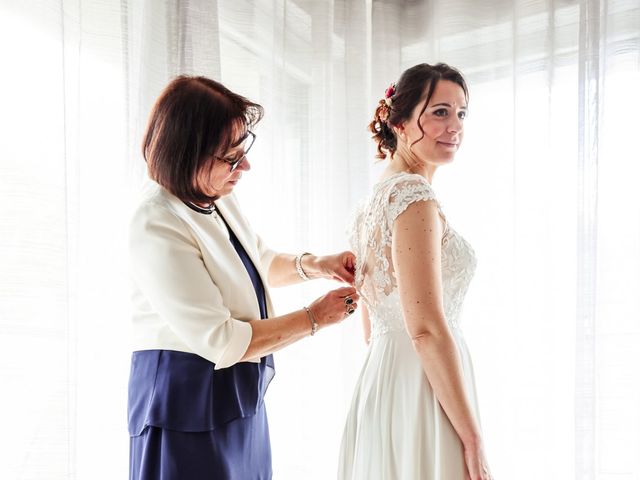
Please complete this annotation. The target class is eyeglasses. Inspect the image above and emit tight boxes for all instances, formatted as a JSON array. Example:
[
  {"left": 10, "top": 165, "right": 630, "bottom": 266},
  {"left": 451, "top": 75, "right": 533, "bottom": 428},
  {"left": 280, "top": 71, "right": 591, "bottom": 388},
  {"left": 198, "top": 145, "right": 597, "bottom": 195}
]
[{"left": 216, "top": 130, "right": 256, "bottom": 172}]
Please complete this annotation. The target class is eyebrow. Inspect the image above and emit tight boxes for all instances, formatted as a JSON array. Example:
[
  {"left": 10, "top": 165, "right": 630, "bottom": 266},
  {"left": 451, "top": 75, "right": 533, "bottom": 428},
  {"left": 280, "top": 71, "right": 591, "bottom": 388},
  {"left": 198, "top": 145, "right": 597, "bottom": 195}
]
[{"left": 430, "top": 103, "right": 468, "bottom": 109}]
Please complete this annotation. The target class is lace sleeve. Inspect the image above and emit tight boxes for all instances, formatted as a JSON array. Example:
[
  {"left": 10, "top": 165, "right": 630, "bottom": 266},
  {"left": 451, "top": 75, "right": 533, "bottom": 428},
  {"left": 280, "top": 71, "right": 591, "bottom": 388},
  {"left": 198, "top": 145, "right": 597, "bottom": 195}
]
[{"left": 386, "top": 175, "right": 438, "bottom": 226}]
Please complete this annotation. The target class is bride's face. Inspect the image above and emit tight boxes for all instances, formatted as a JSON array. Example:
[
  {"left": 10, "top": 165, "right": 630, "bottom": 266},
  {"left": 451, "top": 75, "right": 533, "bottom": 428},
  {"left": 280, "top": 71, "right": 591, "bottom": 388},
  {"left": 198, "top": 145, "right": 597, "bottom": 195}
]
[{"left": 401, "top": 80, "right": 467, "bottom": 166}]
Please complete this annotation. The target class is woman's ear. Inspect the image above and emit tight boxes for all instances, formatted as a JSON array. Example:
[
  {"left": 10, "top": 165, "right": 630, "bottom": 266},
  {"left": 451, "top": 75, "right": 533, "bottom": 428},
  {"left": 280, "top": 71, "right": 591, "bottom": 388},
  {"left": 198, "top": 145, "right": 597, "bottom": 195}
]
[{"left": 392, "top": 121, "right": 406, "bottom": 142}]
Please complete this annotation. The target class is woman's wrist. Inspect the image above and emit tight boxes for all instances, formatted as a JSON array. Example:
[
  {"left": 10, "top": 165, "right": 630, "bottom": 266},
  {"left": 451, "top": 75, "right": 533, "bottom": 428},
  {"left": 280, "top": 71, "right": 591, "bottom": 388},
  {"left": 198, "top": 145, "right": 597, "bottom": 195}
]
[
  {"left": 300, "top": 254, "right": 325, "bottom": 280},
  {"left": 295, "top": 252, "right": 312, "bottom": 280},
  {"left": 296, "top": 253, "right": 325, "bottom": 280},
  {"left": 303, "top": 306, "right": 319, "bottom": 336},
  {"left": 460, "top": 431, "right": 483, "bottom": 450}
]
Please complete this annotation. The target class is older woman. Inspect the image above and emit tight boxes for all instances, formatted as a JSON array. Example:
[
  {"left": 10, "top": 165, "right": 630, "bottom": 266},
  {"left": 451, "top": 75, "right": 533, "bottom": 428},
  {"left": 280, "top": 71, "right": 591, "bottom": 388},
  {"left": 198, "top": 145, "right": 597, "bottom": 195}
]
[{"left": 128, "top": 76, "right": 359, "bottom": 480}]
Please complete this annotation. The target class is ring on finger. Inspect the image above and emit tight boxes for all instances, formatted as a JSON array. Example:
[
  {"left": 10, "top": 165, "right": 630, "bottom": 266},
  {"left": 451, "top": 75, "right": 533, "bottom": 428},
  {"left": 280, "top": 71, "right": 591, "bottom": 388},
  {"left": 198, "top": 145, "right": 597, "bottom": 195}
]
[
  {"left": 346, "top": 305, "right": 356, "bottom": 315},
  {"left": 344, "top": 296, "right": 354, "bottom": 306}
]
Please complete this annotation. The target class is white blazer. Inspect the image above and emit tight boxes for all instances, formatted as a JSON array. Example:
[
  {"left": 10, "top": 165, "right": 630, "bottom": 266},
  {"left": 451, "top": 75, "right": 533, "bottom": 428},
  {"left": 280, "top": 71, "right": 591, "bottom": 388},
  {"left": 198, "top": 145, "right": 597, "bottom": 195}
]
[{"left": 129, "top": 181, "right": 276, "bottom": 369}]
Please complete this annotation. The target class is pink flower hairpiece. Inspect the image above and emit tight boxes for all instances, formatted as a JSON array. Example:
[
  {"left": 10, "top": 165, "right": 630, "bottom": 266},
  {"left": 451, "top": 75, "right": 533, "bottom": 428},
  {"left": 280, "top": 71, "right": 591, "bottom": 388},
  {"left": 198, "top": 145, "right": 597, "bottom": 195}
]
[
  {"left": 378, "top": 82, "right": 396, "bottom": 123},
  {"left": 384, "top": 83, "right": 396, "bottom": 106}
]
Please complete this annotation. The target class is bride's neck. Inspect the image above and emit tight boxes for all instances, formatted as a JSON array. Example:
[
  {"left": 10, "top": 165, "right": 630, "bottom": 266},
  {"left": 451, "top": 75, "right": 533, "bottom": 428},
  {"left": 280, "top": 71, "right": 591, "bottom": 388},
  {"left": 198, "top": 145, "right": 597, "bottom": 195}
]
[{"left": 386, "top": 152, "right": 436, "bottom": 184}]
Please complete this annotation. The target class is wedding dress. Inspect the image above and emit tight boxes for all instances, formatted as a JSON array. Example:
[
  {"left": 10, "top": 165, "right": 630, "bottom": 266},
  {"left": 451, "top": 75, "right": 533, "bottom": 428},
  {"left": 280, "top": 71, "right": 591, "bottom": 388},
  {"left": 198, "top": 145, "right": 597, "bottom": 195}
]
[{"left": 338, "top": 172, "right": 481, "bottom": 479}]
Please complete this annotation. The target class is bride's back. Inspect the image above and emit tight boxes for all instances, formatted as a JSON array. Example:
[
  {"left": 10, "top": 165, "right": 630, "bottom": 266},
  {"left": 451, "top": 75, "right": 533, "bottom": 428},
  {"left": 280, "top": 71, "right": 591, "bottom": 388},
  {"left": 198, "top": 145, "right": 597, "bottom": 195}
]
[{"left": 348, "top": 171, "right": 477, "bottom": 340}]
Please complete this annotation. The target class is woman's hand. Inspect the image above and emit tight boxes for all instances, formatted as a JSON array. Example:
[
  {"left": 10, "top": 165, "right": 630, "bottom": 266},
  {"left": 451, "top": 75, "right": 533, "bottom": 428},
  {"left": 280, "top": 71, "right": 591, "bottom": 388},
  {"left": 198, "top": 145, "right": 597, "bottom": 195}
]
[
  {"left": 242, "top": 286, "right": 360, "bottom": 360},
  {"left": 308, "top": 286, "right": 359, "bottom": 330},
  {"left": 304, "top": 251, "right": 356, "bottom": 285},
  {"left": 463, "top": 440, "right": 492, "bottom": 480}
]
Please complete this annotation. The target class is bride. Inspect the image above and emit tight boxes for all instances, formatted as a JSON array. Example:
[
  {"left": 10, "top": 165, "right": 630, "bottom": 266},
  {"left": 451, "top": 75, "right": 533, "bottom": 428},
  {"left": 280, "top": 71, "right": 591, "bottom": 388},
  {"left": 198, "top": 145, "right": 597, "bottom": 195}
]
[{"left": 338, "top": 63, "right": 492, "bottom": 480}]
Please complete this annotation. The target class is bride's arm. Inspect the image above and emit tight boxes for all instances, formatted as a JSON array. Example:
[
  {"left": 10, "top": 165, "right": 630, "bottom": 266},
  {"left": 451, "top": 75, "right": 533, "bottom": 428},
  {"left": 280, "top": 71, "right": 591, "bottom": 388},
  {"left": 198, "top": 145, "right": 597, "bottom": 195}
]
[{"left": 392, "top": 199, "right": 482, "bottom": 448}]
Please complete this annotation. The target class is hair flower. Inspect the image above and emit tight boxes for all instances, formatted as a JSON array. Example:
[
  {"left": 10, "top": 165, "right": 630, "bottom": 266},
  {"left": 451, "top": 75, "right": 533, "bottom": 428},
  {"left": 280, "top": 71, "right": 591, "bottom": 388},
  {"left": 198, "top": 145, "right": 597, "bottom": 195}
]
[{"left": 384, "top": 83, "right": 396, "bottom": 106}]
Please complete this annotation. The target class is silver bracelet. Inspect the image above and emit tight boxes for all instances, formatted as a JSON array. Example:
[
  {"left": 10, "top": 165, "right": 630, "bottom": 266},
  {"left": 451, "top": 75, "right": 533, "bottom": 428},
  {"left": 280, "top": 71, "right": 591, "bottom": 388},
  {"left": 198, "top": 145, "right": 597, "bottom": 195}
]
[
  {"left": 295, "top": 252, "right": 311, "bottom": 281},
  {"left": 303, "top": 306, "right": 318, "bottom": 336}
]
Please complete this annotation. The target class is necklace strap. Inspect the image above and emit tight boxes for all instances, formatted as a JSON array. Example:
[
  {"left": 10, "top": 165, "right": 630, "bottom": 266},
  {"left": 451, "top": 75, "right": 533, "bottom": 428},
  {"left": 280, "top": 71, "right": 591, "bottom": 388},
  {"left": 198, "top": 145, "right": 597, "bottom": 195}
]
[{"left": 184, "top": 201, "right": 216, "bottom": 215}]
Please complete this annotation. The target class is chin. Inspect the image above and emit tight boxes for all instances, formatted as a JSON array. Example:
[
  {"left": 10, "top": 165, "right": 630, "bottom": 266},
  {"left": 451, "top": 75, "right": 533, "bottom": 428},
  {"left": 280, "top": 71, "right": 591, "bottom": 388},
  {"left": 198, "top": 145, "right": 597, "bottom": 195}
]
[
  {"left": 436, "top": 154, "right": 456, "bottom": 165},
  {"left": 219, "top": 184, "right": 236, "bottom": 196}
]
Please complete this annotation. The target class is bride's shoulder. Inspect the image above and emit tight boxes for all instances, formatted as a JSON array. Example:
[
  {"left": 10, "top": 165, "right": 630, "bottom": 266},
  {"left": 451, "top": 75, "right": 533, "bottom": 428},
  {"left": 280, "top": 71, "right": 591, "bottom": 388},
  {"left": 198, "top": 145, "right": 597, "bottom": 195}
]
[
  {"left": 370, "top": 171, "right": 435, "bottom": 203},
  {"left": 382, "top": 172, "right": 437, "bottom": 217},
  {"left": 384, "top": 172, "right": 434, "bottom": 194}
]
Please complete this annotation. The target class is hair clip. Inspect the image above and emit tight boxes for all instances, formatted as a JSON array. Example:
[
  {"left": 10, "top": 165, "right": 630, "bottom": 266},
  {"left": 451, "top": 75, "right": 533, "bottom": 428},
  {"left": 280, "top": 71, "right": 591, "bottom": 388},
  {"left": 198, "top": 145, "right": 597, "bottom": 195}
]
[{"left": 384, "top": 83, "right": 396, "bottom": 106}]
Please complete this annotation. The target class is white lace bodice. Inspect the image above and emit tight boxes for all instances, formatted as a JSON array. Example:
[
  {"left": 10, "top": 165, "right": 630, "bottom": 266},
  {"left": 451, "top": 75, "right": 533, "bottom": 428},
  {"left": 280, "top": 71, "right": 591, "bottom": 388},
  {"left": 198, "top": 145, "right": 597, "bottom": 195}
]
[{"left": 348, "top": 172, "right": 477, "bottom": 340}]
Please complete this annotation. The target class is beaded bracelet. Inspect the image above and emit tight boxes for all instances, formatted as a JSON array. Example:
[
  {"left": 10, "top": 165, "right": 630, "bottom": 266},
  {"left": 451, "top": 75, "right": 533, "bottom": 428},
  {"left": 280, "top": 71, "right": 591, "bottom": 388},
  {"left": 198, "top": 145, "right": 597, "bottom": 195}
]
[{"left": 295, "top": 252, "right": 311, "bottom": 281}]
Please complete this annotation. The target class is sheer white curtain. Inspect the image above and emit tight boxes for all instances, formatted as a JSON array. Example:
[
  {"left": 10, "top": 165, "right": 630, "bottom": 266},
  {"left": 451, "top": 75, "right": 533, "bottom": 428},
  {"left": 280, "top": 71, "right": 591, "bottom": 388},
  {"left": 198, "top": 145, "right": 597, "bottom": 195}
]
[{"left": 1, "top": 1, "right": 638, "bottom": 479}]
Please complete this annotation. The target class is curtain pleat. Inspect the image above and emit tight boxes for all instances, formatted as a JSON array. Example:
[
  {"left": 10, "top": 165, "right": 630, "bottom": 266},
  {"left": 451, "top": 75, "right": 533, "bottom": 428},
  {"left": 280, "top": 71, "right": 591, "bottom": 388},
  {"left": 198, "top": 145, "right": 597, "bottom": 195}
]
[{"left": 576, "top": 1, "right": 604, "bottom": 478}]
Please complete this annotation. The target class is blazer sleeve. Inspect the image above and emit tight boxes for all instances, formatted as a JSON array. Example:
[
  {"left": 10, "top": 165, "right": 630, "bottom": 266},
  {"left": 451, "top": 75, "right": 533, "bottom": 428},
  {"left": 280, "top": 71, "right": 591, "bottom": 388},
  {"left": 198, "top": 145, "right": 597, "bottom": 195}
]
[
  {"left": 256, "top": 234, "right": 277, "bottom": 276},
  {"left": 129, "top": 202, "right": 252, "bottom": 369}
]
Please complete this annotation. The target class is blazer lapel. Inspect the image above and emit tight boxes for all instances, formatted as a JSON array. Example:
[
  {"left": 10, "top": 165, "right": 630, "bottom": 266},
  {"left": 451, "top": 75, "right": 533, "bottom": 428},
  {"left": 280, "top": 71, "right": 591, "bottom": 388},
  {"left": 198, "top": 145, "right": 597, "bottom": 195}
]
[
  {"left": 158, "top": 184, "right": 268, "bottom": 322},
  {"left": 214, "top": 196, "right": 273, "bottom": 314}
]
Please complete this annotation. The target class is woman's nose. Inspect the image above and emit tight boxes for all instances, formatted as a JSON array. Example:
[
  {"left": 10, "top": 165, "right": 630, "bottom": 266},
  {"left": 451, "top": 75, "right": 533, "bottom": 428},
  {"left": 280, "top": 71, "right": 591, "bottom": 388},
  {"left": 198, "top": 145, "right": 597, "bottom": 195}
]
[
  {"left": 447, "top": 116, "right": 463, "bottom": 134},
  {"left": 238, "top": 156, "right": 251, "bottom": 171}
]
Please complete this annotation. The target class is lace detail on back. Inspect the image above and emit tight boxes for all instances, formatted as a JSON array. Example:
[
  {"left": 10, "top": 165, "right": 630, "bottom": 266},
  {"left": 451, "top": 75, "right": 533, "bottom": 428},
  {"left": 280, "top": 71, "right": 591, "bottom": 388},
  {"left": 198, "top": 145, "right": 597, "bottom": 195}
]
[{"left": 347, "top": 172, "right": 477, "bottom": 339}]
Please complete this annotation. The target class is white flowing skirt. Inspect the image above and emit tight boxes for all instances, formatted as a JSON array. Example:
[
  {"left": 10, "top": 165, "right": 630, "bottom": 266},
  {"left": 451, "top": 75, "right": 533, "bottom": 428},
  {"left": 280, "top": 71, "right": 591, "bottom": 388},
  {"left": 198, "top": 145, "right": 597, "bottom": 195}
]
[{"left": 338, "top": 328, "right": 480, "bottom": 480}]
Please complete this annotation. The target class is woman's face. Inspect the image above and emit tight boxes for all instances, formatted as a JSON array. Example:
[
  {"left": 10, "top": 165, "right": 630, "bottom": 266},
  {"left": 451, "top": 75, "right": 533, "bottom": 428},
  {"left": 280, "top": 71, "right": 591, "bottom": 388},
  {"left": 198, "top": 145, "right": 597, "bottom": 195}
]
[
  {"left": 400, "top": 79, "right": 467, "bottom": 167},
  {"left": 195, "top": 129, "right": 252, "bottom": 198}
]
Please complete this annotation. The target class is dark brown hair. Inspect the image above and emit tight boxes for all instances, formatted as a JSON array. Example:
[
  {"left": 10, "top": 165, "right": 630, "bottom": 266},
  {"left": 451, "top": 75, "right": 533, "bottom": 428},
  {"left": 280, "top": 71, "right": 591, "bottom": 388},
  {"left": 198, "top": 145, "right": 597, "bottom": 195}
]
[
  {"left": 369, "top": 63, "right": 468, "bottom": 160},
  {"left": 142, "top": 76, "right": 264, "bottom": 203}
]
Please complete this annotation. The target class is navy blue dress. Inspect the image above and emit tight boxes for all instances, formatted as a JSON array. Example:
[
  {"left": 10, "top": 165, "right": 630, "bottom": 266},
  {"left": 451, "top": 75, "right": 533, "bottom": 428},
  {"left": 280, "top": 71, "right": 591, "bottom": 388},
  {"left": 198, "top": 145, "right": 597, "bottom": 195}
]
[{"left": 128, "top": 206, "right": 275, "bottom": 480}]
